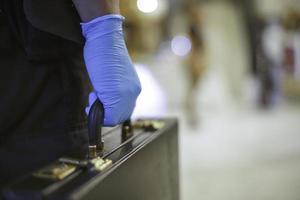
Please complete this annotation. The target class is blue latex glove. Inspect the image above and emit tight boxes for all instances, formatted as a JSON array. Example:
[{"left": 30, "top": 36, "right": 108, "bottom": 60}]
[{"left": 81, "top": 14, "right": 141, "bottom": 126}]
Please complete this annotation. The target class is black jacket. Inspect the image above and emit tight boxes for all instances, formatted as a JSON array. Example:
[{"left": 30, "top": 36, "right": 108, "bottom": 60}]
[
  {"left": 0, "top": 0, "right": 90, "bottom": 184},
  {"left": 23, "top": 0, "right": 83, "bottom": 43}
]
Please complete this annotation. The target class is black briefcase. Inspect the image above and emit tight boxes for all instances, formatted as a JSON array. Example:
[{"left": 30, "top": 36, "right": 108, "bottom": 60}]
[{"left": 1, "top": 100, "right": 179, "bottom": 200}]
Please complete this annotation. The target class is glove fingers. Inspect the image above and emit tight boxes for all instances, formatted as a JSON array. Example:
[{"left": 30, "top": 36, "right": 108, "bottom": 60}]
[
  {"left": 103, "top": 100, "right": 136, "bottom": 126},
  {"left": 85, "top": 91, "right": 137, "bottom": 126}
]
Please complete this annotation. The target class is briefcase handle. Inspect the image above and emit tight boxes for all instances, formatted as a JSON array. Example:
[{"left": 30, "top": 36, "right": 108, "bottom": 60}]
[
  {"left": 87, "top": 99, "right": 133, "bottom": 159},
  {"left": 88, "top": 99, "right": 104, "bottom": 158}
]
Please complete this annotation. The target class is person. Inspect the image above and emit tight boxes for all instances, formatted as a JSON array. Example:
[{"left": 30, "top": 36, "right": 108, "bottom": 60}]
[
  {"left": 184, "top": 4, "right": 205, "bottom": 126},
  {"left": 0, "top": 0, "right": 141, "bottom": 185}
]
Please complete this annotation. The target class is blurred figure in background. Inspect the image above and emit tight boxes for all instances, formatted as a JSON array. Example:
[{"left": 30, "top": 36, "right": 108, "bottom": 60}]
[
  {"left": 282, "top": 10, "right": 300, "bottom": 100},
  {"left": 257, "top": 17, "right": 278, "bottom": 107},
  {"left": 262, "top": 16, "right": 285, "bottom": 106},
  {"left": 184, "top": 3, "right": 206, "bottom": 126},
  {"left": 256, "top": 9, "right": 300, "bottom": 106}
]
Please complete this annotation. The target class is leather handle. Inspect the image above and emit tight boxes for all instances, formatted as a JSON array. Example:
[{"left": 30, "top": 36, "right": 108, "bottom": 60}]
[{"left": 88, "top": 99, "right": 104, "bottom": 157}]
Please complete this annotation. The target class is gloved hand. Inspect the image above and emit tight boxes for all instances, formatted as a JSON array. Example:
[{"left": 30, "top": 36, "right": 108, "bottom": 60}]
[{"left": 81, "top": 14, "right": 141, "bottom": 126}]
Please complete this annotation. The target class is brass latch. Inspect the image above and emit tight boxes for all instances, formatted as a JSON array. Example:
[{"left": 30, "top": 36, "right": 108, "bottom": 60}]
[
  {"left": 33, "top": 162, "right": 77, "bottom": 181},
  {"left": 133, "top": 120, "right": 165, "bottom": 131},
  {"left": 33, "top": 157, "right": 113, "bottom": 181},
  {"left": 90, "top": 157, "right": 113, "bottom": 171}
]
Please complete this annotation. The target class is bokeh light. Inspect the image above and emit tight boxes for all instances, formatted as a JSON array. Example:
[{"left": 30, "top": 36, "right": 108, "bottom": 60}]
[
  {"left": 137, "top": 0, "right": 158, "bottom": 14},
  {"left": 171, "top": 35, "right": 192, "bottom": 57}
]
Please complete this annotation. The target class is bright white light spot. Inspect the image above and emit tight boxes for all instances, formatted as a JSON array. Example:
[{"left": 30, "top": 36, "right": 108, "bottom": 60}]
[
  {"left": 171, "top": 35, "right": 192, "bottom": 57},
  {"left": 137, "top": 0, "right": 158, "bottom": 13}
]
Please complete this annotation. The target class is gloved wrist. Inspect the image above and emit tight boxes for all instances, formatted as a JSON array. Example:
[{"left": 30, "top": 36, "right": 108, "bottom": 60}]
[
  {"left": 81, "top": 14, "right": 141, "bottom": 126},
  {"left": 81, "top": 14, "right": 125, "bottom": 40}
]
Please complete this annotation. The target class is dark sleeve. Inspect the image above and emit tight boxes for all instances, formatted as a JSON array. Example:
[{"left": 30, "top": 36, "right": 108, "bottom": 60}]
[{"left": 23, "top": 0, "right": 84, "bottom": 44}]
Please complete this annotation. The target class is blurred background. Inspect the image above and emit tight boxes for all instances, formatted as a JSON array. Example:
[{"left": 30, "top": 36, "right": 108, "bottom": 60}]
[{"left": 121, "top": 0, "right": 300, "bottom": 199}]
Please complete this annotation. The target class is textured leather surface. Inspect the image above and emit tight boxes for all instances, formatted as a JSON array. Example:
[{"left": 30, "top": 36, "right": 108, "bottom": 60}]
[{"left": 23, "top": 0, "right": 84, "bottom": 43}]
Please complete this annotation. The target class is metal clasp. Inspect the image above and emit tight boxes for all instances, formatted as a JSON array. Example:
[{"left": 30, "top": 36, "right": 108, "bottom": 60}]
[{"left": 90, "top": 157, "right": 113, "bottom": 171}]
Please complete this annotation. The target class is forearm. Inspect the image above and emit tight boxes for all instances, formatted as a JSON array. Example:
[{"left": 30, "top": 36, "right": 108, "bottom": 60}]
[{"left": 72, "top": 0, "right": 120, "bottom": 22}]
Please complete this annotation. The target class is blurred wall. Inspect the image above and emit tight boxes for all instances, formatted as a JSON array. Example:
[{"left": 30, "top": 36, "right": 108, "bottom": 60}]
[{"left": 255, "top": 0, "right": 300, "bottom": 17}]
